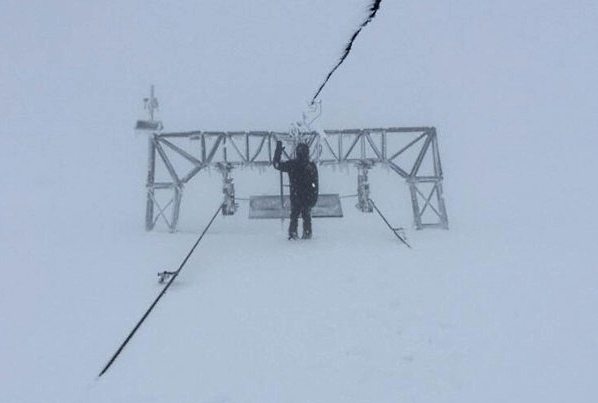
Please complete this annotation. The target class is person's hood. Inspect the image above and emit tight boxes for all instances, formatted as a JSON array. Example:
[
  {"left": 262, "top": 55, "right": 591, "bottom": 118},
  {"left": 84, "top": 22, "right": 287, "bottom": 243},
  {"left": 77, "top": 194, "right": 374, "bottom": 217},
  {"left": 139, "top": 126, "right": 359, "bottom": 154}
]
[{"left": 296, "top": 143, "right": 309, "bottom": 161}]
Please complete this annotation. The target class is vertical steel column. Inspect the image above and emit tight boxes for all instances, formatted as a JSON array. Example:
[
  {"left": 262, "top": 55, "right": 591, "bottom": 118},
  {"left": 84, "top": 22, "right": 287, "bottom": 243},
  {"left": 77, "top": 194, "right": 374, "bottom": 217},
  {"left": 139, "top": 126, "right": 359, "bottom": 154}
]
[
  {"left": 381, "top": 130, "right": 387, "bottom": 160},
  {"left": 279, "top": 171, "right": 284, "bottom": 209},
  {"left": 434, "top": 181, "right": 449, "bottom": 229},
  {"left": 408, "top": 180, "right": 423, "bottom": 229},
  {"left": 356, "top": 161, "right": 374, "bottom": 212},
  {"left": 360, "top": 132, "right": 366, "bottom": 159},
  {"left": 431, "top": 128, "right": 443, "bottom": 177},
  {"left": 170, "top": 185, "right": 182, "bottom": 232},
  {"left": 431, "top": 129, "right": 449, "bottom": 229},
  {"left": 145, "top": 135, "right": 157, "bottom": 231},
  {"left": 219, "top": 163, "right": 237, "bottom": 216}
]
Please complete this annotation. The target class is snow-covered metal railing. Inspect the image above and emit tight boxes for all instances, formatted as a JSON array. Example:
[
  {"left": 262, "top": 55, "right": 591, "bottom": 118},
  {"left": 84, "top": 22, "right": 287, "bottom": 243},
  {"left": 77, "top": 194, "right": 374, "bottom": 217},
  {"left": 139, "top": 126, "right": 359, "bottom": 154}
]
[{"left": 142, "top": 127, "right": 448, "bottom": 232}]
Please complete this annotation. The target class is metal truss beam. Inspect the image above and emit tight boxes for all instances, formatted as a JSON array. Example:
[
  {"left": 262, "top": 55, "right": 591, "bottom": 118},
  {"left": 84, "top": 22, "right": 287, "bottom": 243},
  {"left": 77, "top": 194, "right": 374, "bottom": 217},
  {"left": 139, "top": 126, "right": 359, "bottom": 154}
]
[{"left": 145, "top": 127, "right": 448, "bottom": 231}]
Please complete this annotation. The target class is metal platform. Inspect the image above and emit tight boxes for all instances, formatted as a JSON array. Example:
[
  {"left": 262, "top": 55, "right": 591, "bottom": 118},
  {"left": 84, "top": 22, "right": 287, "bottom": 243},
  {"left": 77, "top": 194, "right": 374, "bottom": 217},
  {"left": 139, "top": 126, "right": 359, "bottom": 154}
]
[{"left": 249, "top": 194, "right": 344, "bottom": 219}]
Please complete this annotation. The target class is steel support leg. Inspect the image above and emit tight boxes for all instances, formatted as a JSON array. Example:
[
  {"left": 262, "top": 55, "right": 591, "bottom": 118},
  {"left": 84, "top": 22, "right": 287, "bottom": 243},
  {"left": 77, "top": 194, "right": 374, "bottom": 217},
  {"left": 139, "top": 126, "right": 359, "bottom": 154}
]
[
  {"left": 170, "top": 186, "right": 183, "bottom": 232},
  {"left": 409, "top": 181, "right": 422, "bottom": 229},
  {"left": 356, "top": 161, "right": 374, "bottom": 212},
  {"left": 145, "top": 136, "right": 157, "bottom": 231},
  {"left": 434, "top": 180, "right": 449, "bottom": 229},
  {"left": 218, "top": 163, "right": 237, "bottom": 215},
  {"left": 408, "top": 179, "right": 448, "bottom": 229}
]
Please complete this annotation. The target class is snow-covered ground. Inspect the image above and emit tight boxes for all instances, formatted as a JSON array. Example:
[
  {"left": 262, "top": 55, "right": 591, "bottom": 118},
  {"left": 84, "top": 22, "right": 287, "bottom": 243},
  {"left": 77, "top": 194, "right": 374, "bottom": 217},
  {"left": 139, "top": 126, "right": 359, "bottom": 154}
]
[{"left": 2, "top": 1, "right": 598, "bottom": 402}]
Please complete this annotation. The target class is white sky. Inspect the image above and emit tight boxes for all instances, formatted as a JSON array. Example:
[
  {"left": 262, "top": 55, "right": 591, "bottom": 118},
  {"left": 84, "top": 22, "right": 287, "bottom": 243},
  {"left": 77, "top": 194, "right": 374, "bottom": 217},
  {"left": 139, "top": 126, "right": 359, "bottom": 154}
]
[{"left": 2, "top": 0, "right": 597, "bottom": 132}]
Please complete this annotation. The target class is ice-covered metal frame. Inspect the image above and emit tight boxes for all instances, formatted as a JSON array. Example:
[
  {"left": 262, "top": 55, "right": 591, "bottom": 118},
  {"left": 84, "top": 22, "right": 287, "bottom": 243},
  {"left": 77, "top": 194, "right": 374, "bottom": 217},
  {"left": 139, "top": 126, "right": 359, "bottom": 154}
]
[{"left": 144, "top": 127, "right": 448, "bottom": 231}]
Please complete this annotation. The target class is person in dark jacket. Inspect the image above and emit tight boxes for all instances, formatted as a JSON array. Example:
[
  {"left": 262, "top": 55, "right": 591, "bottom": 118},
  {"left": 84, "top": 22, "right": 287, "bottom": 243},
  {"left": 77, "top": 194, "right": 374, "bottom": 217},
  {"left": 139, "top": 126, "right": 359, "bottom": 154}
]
[{"left": 273, "top": 140, "right": 318, "bottom": 239}]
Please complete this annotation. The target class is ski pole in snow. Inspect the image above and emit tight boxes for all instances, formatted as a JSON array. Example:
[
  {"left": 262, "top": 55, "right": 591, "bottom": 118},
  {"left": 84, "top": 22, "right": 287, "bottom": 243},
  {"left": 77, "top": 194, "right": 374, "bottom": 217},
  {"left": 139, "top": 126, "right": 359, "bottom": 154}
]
[
  {"left": 369, "top": 199, "right": 412, "bottom": 249},
  {"left": 98, "top": 204, "right": 223, "bottom": 378}
]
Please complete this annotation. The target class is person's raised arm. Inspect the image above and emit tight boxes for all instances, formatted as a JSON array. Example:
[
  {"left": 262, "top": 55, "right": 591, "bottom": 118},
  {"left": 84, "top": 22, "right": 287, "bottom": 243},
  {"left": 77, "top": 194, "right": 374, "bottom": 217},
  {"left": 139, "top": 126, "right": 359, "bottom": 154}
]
[{"left": 273, "top": 140, "right": 289, "bottom": 171}]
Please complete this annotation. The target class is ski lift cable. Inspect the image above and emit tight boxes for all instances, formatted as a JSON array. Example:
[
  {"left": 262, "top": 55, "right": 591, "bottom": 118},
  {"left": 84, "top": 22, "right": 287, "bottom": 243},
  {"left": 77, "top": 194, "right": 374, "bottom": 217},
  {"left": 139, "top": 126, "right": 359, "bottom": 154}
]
[
  {"left": 369, "top": 198, "right": 412, "bottom": 248},
  {"left": 310, "top": 0, "right": 383, "bottom": 104},
  {"left": 98, "top": 204, "right": 223, "bottom": 378}
]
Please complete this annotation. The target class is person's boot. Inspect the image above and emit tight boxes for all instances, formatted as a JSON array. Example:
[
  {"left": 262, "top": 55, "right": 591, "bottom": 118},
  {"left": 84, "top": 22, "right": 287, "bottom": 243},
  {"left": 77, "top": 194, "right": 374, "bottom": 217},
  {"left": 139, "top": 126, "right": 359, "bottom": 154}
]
[
  {"left": 302, "top": 219, "right": 312, "bottom": 240},
  {"left": 288, "top": 218, "right": 298, "bottom": 240}
]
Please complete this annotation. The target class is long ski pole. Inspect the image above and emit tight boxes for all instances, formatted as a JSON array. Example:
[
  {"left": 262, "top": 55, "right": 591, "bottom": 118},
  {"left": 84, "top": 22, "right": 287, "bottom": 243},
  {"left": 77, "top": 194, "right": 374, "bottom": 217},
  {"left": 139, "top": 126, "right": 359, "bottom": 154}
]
[
  {"left": 369, "top": 199, "right": 412, "bottom": 249},
  {"left": 98, "top": 204, "right": 223, "bottom": 378}
]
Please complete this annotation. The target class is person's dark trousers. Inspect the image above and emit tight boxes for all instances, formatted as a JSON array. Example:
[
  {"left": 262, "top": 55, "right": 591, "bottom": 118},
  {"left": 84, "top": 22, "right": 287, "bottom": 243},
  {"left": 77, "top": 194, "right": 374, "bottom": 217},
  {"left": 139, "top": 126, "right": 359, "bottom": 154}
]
[{"left": 289, "top": 203, "right": 312, "bottom": 238}]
